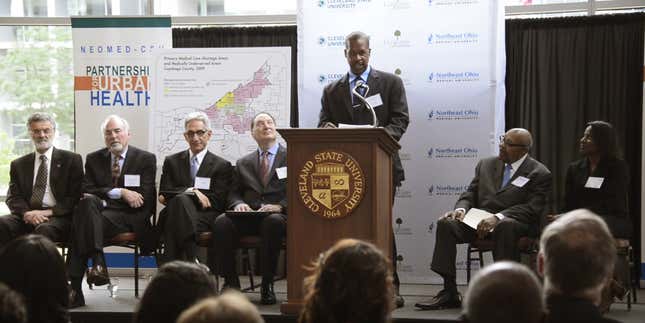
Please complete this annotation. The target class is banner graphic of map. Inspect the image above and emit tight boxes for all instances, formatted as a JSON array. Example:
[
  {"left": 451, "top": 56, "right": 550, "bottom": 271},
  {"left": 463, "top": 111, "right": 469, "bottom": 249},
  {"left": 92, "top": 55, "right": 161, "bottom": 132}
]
[{"left": 154, "top": 47, "right": 291, "bottom": 163}]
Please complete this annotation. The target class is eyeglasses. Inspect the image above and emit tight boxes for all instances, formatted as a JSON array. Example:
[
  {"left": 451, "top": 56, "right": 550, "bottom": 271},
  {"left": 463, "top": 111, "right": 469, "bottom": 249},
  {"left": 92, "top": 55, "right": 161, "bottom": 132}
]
[
  {"left": 185, "top": 130, "right": 208, "bottom": 138},
  {"left": 499, "top": 135, "right": 529, "bottom": 148},
  {"left": 30, "top": 128, "right": 53, "bottom": 135}
]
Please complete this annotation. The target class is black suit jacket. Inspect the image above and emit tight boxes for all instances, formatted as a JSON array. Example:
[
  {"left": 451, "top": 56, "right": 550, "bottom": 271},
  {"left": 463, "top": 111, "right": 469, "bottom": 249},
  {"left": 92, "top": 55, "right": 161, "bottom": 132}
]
[
  {"left": 159, "top": 149, "right": 233, "bottom": 213},
  {"left": 563, "top": 157, "right": 631, "bottom": 238},
  {"left": 6, "top": 147, "right": 83, "bottom": 217},
  {"left": 228, "top": 144, "right": 288, "bottom": 212},
  {"left": 82, "top": 145, "right": 156, "bottom": 230},
  {"left": 455, "top": 156, "right": 552, "bottom": 227},
  {"left": 545, "top": 294, "right": 621, "bottom": 323},
  {"left": 318, "top": 68, "right": 409, "bottom": 186}
]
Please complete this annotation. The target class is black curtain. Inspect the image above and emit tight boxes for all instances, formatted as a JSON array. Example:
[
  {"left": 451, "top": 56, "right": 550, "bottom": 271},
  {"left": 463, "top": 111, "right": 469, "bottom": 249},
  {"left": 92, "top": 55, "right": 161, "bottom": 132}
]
[
  {"left": 506, "top": 13, "right": 644, "bottom": 269},
  {"left": 172, "top": 26, "right": 299, "bottom": 127}
]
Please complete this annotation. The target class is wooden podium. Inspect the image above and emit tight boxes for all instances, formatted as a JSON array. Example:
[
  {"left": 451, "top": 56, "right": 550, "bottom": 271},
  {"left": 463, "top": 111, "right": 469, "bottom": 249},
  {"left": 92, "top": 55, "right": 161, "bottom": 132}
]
[{"left": 277, "top": 128, "right": 400, "bottom": 315}]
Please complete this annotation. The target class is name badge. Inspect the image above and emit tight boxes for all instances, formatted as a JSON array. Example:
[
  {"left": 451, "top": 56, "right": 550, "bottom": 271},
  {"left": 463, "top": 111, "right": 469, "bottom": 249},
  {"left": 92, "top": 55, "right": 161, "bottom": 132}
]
[
  {"left": 366, "top": 94, "right": 383, "bottom": 109},
  {"left": 124, "top": 174, "right": 140, "bottom": 187},
  {"left": 511, "top": 176, "right": 530, "bottom": 188},
  {"left": 584, "top": 177, "right": 604, "bottom": 189},
  {"left": 195, "top": 177, "right": 211, "bottom": 190},
  {"left": 276, "top": 167, "right": 287, "bottom": 179}
]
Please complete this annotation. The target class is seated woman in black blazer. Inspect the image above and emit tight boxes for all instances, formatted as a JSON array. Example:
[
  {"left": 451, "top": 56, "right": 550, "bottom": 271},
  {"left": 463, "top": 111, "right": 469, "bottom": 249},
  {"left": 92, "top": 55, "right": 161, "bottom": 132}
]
[{"left": 562, "top": 120, "right": 631, "bottom": 239}]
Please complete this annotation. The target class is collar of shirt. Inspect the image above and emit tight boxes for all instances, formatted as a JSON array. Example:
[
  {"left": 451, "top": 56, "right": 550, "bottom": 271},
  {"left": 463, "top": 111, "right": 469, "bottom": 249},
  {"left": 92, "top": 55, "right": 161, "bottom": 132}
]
[
  {"left": 189, "top": 148, "right": 208, "bottom": 167},
  {"left": 348, "top": 65, "right": 372, "bottom": 85},
  {"left": 36, "top": 146, "right": 54, "bottom": 162},
  {"left": 508, "top": 153, "right": 528, "bottom": 177},
  {"left": 258, "top": 142, "right": 279, "bottom": 156}
]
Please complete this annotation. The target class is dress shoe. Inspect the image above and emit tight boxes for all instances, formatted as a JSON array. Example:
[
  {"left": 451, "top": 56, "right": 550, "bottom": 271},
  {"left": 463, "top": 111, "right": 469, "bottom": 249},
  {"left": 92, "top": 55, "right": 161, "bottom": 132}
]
[
  {"left": 414, "top": 289, "right": 461, "bottom": 310},
  {"left": 87, "top": 264, "right": 110, "bottom": 286},
  {"left": 610, "top": 279, "right": 628, "bottom": 300},
  {"left": 260, "top": 283, "right": 277, "bottom": 305},
  {"left": 69, "top": 288, "right": 85, "bottom": 308},
  {"left": 220, "top": 276, "right": 241, "bottom": 293},
  {"left": 395, "top": 294, "right": 405, "bottom": 308}
]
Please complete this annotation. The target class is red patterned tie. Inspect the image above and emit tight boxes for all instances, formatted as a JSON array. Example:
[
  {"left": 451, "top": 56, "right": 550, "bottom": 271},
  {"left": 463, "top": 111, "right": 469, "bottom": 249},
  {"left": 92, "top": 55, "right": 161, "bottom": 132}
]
[
  {"left": 259, "top": 151, "right": 270, "bottom": 186},
  {"left": 112, "top": 155, "right": 121, "bottom": 187}
]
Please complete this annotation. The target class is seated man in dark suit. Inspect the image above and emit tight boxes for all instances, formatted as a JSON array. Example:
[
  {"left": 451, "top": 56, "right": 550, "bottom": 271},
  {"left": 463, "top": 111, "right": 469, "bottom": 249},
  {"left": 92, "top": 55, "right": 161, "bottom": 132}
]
[
  {"left": 540, "top": 209, "right": 620, "bottom": 323},
  {"left": 158, "top": 112, "right": 232, "bottom": 269},
  {"left": 0, "top": 113, "right": 83, "bottom": 247},
  {"left": 213, "top": 112, "right": 287, "bottom": 305},
  {"left": 68, "top": 115, "right": 156, "bottom": 308},
  {"left": 415, "top": 128, "right": 552, "bottom": 310}
]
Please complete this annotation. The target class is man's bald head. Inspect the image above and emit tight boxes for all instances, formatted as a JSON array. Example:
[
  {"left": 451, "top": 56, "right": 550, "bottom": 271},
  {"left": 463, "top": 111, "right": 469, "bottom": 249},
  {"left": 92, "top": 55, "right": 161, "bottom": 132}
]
[
  {"left": 499, "top": 128, "right": 533, "bottom": 163},
  {"left": 463, "top": 261, "right": 544, "bottom": 323}
]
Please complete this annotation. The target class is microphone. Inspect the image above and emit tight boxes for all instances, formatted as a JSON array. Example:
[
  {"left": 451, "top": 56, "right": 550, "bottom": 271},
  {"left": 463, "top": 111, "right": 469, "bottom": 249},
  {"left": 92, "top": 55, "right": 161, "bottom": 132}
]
[{"left": 351, "top": 80, "right": 378, "bottom": 127}]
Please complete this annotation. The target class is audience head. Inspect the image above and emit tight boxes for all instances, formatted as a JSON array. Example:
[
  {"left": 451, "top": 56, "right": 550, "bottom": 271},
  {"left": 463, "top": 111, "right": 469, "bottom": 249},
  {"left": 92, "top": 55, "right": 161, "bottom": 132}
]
[
  {"left": 462, "top": 261, "right": 544, "bottom": 323},
  {"left": 183, "top": 111, "right": 213, "bottom": 154},
  {"left": 100, "top": 114, "right": 131, "bottom": 154},
  {"left": 344, "top": 31, "right": 371, "bottom": 76},
  {"left": 580, "top": 120, "right": 621, "bottom": 159},
  {"left": 0, "top": 282, "right": 27, "bottom": 323},
  {"left": 26, "top": 112, "right": 56, "bottom": 154},
  {"left": 498, "top": 128, "right": 532, "bottom": 164},
  {"left": 299, "top": 239, "right": 394, "bottom": 323},
  {"left": 0, "top": 234, "right": 69, "bottom": 323},
  {"left": 177, "top": 291, "right": 264, "bottom": 323},
  {"left": 134, "top": 261, "right": 218, "bottom": 323},
  {"left": 539, "top": 209, "right": 615, "bottom": 304}
]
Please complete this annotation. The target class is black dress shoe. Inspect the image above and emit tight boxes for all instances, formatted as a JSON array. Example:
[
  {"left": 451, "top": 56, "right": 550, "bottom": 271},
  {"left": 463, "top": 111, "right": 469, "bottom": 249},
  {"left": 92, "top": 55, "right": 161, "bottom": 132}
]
[
  {"left": 414, "top": 289, "right": 461, "bottom": 310},
  {"left": 260, "top": 283, "right": 277, "bottom": 305},
  {"left": 87, "top": 264, "right": 110, "bottom": 287},
  {"left": 69, "top": 288, "right": 85, "bottom": 309},
  {"left": 395, "top": 294, "right": 405, "bottom": 308}
]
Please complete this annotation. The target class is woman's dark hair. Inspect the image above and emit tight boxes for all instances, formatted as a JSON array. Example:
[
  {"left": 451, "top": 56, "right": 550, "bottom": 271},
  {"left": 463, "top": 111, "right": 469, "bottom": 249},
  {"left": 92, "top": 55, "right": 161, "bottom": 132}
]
[
  {"left": 0, "top": 282, "right": 28, "bottom": 323},
  {"left": 299, "top": 239, "right": 394, "bottom": 323},
  {"left": 133, "top": 261, "right": 218, "bottom": 323},
  {"left": 586, "top": 120, "right": 621, "bottom": 159},
  {"left": 0, "top": 235, "right": 69, "bottom": 323}
]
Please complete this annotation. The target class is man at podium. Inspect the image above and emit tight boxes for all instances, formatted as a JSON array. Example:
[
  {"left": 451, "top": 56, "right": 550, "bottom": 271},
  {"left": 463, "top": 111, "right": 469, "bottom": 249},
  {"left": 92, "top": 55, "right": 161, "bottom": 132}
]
[{"left": 318, "top": 31, "right": 410, "bottom": 307}]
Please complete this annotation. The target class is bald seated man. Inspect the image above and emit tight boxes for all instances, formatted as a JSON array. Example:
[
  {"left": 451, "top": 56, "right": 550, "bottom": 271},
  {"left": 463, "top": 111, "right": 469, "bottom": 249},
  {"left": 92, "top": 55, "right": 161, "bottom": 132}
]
[
  {"left": 462, "top": 261, "right": 544, "bottom": 323},
  {"left": 540, "top": 209, "right": 621, "bottom": 323},
  {"left": 416, "top": 128, "right": 552, "bottom": 310}
]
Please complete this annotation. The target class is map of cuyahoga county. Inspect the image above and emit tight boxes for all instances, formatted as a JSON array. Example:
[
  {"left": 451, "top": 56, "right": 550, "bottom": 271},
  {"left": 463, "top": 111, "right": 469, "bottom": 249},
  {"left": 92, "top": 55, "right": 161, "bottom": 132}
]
[{"left": 154, "top": 48, "right": 291, "bottom": 164}]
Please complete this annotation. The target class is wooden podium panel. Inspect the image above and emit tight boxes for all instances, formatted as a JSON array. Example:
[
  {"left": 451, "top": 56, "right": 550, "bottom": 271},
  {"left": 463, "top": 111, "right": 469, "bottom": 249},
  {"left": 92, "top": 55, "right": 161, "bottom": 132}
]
[{"left": 277, "top": 128, "right": 399, "bottom": 315}]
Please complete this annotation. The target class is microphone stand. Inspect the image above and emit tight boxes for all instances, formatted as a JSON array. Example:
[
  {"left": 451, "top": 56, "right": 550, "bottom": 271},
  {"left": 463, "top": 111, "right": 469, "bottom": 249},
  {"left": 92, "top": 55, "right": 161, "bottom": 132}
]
[{"left": 351, "top": 82, "right": 379, "bottom": 127}]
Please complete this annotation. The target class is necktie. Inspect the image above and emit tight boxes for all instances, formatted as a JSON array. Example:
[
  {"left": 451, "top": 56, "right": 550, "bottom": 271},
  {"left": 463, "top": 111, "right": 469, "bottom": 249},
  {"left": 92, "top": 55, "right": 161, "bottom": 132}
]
[
  {"left": 259, "top": 151, "right": 270, "bottom": 186},
  {"left": 352, "top": 77, "right": 365, "bottom": 105},
  {"left": 111, "top": 154, "right": 122, "bottom": 188},
  {"left": 30, "top": 155, "right": 48, "bottom": 208},
  {"left": 190, "top": 156, "right": 199, "bottom": 181},
  {"left": 501, "top": 163, "right": 512, "bottom": 189}
]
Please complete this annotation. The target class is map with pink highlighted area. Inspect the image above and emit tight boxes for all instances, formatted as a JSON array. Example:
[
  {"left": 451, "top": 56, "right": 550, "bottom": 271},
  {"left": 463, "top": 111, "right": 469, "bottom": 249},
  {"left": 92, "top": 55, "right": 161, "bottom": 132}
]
[{"left": 154, "top": 48, "right": 291, "bottom": 163}]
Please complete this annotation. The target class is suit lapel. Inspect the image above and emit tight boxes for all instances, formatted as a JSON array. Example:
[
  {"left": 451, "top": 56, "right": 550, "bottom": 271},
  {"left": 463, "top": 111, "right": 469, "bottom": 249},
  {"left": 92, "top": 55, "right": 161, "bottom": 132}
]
[
  {"left": 266, "top": 145, "right": 286, "bottom": 188},
  {"left": 180, "top": 150, "right": 191, "bottom": 183},
  {"left": 49, "top": 148, "right": 61, "bottom": 198},
  {"left": 248, "top": 151, "right": 264, "bottom": 192},
  {"left": 366, "top": 69, "right": 380, "bottom": 99},
  {"left": 339, "top": 74, "right": 355, "bottom": 122},
  {"left": 23, "top": 153, "right": 36, "bottom": 197},
  {"left": 198, "top": 151, "right": 214, "bottom": 178},
  {"left": 498, "top": 157, "right": 532, "bottom": 194},
  {"left": 492, "top": 159, "right": 503, "bottom": 192}
]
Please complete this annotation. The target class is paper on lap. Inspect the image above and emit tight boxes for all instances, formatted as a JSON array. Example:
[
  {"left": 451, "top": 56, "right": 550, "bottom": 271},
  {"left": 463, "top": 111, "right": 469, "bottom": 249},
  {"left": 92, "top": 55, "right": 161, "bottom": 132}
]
[{"left": 463, "top": 208, "right": 493, "bottom": 230}]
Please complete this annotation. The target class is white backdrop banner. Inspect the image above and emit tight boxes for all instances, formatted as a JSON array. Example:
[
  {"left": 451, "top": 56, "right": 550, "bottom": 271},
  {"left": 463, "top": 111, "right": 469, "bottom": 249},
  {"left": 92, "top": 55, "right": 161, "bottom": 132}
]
[
  {"left": 298, "top": 0, "right": 506, "bottom": 283},
  {"left": 72, "top": 17, "right": 172, "bottom": 157}
]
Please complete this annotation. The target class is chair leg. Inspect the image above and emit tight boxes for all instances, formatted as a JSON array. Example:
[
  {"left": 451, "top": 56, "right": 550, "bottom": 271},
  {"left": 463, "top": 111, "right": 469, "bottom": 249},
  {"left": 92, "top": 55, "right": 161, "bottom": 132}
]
[
  {"left": 466, "top": 245, "right": 472, "bottom": 284},
  {"left": 135, "top": 245, "right": 140, "bottom": 298}
]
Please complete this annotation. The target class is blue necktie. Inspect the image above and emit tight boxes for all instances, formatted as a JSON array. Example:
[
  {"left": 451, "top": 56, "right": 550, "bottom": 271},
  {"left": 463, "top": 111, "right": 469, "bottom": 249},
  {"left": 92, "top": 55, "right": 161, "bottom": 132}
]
[
  {"left": 501, "top": 163, "right": 512, "bottom": 189},
  {"left": 190, "top": 156, "right": 199, "bottom": 182},
  {"left": 352, "top": 77, "right": 365, "bottom": 105}
]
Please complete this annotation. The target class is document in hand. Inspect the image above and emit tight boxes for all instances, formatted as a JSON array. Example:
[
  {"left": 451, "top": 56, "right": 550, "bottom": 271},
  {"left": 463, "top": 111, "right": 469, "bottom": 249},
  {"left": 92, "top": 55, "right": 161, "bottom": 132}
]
[
  {"left": 463, "top": 208, "right": 494, "bottom": 230},
  {"left": 338, "top": 123, "right": 373, "bottom": 128}
]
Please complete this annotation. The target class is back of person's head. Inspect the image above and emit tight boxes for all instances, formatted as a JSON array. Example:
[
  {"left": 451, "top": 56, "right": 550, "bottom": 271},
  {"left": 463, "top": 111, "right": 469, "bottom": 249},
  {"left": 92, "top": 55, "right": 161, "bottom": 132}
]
[
  {"left": 177, "top": 291, "right": 264, "bottom": 323},
  {"left": 133, "top": 261, "right": 217, "bottom": 323},
  {"left": 299, "top": 239, "right": 393, "bottom": 323},
  {"left": 0, "top": 235, "right": 68, "bottom": 323},
  {"left": 0, "top": 282, "right": 27, "bottom": 323},
  {"left": 462, "top": 261, "right": 544, "bottom": 323},
  {"left": 539, "top": 209, "right": 615, "bottom": 300}
]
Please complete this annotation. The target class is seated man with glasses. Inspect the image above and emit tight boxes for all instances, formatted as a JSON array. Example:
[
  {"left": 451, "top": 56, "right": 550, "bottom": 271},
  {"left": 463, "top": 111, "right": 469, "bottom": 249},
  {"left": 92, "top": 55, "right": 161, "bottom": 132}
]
[
  {"left": 158, "top": 112, "right": 233, "bottom": 270},
  {"left": 415, "top": 128, "right": 552, "bottom": 311}
]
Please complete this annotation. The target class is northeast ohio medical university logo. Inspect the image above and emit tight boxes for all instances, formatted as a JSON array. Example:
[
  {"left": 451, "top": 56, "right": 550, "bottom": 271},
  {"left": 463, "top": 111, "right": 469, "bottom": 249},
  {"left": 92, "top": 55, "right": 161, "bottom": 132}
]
[
  {"left": 427, "top": 184, "right": 469, "bottom": 196},
  {"left": 427, "top": 32, "right": 479, "bottom": 45},
  {"left": 427, "top": 147, "right": 478, "bottom": 159},
  {"left": 298, "top": 150, "right": 365, "bottom": 219},
  {"left": 428, "top": 108, "right": 479, "bottom": 121},
  {"left": 318, "top": 0, "right": 371, "bottom": 9},
  {"left": 428, "top": 71, "right": 480, "bottom": 83}
]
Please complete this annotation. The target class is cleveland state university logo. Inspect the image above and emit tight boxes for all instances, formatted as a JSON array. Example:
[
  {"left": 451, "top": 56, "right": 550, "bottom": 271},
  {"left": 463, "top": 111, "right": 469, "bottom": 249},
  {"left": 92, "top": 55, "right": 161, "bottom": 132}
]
[{"left": 298, "top": 150, "right": 365, "bottom": 219}]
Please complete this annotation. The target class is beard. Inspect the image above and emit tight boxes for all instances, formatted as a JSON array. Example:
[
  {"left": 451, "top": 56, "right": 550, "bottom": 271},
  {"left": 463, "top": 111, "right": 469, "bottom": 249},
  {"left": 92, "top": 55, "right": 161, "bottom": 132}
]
[
  {"left": 33, "top": 139, "right": 52, "bottom": 151},
  {"left": 109, "top": 142, "right": 124, "bottom": 153}
]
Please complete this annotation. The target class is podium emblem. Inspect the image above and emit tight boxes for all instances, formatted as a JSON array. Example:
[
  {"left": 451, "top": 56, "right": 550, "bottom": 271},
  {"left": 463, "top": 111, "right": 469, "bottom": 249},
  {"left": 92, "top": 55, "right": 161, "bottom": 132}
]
[{"left": 298, "top": 150, "right": 365, "bottom": 219}]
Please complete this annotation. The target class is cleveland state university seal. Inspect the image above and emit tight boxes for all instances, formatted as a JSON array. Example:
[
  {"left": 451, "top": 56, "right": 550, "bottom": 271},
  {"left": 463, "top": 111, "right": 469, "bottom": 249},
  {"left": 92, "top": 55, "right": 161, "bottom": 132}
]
[{"left": 297, "top": 150, "right": 365, "bottom": 219}]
